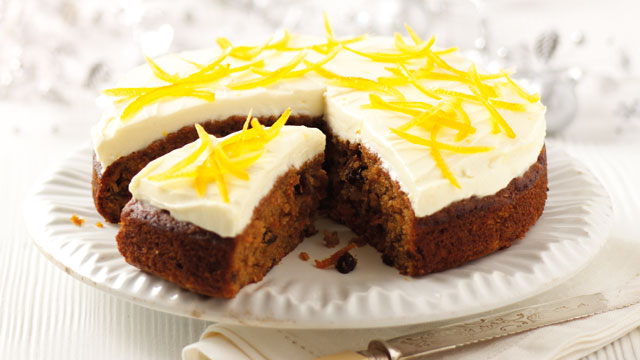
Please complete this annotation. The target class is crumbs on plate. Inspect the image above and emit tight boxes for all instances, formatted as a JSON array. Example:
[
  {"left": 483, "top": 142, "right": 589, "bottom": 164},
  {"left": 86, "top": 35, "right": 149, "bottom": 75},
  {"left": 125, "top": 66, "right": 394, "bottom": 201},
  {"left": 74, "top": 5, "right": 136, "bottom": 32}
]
[{"left": 70, "top": 213, "right": 85, "bottom": 227}]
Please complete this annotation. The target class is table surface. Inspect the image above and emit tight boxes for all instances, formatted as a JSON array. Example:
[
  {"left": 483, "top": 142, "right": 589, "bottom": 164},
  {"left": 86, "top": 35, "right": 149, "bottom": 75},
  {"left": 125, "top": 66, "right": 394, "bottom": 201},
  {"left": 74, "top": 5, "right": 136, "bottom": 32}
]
[{"left": 3, "top": 0, "right": 640, "bottom": 358}]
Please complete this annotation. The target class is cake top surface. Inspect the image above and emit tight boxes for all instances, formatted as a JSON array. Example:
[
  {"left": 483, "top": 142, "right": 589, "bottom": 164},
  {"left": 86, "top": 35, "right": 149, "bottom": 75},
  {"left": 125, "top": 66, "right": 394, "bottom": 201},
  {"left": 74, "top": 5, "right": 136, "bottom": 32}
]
[
  {"left": 97, "top": 20, "right": 546, "bottom": 218},
  {"left": 129, "top": 119, "right": 326, "bottom": 237}
]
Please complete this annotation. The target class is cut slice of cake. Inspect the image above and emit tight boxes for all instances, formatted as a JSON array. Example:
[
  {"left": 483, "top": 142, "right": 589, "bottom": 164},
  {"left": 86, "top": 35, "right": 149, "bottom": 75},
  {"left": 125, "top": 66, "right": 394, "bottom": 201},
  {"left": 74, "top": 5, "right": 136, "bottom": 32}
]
[{"left": 116, "top": 112, "right": 327, "bottom": 298}]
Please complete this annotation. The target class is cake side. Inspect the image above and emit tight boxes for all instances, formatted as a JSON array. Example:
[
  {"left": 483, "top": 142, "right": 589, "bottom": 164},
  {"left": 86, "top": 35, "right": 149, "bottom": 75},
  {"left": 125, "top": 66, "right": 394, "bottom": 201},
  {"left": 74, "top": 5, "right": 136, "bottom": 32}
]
[
  {"left": 117, "top": 154, "right": 327, "bottom": 298},
  {"left": 408, "top": 146, "right": 547, "bottom": 275},
  {"left": 92, "top": 114, "right": 323, "bottom": 223},
  {"left": 326, "top": 128, "right": 547, "bottom": 276}
]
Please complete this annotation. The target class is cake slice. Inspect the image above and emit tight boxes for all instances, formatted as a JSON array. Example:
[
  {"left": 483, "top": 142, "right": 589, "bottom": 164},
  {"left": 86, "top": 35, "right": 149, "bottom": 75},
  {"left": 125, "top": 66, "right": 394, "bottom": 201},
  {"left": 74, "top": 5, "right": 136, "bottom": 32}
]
[{"left": 116, "top": 112, "right": 327, "bottom": 298}]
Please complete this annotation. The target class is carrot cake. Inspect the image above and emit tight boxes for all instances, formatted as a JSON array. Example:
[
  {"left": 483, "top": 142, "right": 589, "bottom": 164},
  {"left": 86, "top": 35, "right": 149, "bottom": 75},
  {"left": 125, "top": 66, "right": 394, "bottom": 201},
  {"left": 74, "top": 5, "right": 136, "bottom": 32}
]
[
  {"left": 117, "top": 113, "right": 328, "bottom": 298},
  {"left": 96, "top": 20, "right": 547, "bottom": 293}
]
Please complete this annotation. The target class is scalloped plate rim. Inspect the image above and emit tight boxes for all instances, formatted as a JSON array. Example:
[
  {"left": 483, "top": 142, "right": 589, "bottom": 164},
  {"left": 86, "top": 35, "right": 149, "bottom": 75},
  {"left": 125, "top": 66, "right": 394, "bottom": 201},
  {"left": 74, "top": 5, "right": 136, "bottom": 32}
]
[{"left": 24, "top": 142, "right": 613, "bottom": 329}]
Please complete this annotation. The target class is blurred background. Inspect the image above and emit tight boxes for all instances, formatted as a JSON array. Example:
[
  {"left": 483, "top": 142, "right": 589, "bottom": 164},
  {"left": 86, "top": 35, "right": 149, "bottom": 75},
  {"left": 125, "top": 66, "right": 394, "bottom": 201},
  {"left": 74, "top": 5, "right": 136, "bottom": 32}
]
[{"left": 1, "top": 0, "right": 639, "bottom": 143}]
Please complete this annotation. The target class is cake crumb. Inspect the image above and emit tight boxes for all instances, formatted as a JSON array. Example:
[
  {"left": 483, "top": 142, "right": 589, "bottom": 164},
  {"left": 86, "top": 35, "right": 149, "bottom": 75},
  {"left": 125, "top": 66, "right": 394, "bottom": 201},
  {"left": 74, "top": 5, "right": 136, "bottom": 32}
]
[
  {"left": 314, "top": 243, "right": 357, "bottom": 269},
  {"left": 303, "top": 223, "right": 318, "bottom": 237},
  {"left": 336, "top": 252, "right": 357, "bottom": 274},
  {"left": 95, "top": 222, "right": 104, "bottom": 228},
  {"left": 70, "top": 214, "right": 85, "bottom": 227},
  {"left": 322, "top": 230, "right": 340, "bottom": 248},
  {"left": 298, "top": 252, "right": 310, "bottom": 261}
]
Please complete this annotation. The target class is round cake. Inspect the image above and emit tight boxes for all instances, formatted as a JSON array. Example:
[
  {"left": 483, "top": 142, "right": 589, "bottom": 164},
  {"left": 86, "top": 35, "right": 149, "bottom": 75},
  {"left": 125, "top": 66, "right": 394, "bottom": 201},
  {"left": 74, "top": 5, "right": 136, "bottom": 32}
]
[{"left": 94, "top": 22, "right": 547, "bottom": 297}]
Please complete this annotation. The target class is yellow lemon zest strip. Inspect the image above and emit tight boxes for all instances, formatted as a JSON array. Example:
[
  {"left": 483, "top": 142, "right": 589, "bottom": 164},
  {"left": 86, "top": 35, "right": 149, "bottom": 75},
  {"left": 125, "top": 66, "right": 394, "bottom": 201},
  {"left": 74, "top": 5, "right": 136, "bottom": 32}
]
[
  {"left": 430, "top": 88, "right": 525, "bottom": 111},
  {"left": 228, "top": 150, "right": 264, "bottom": 168},
  {"left": 425, "top": 50, "right": 467, "bottom": 76},
  {"left": 181, "top": 48, "right": 231, "bottom": 81},
  {"left": 266, "top": 107, "right": 291, "bottom": 138},
  {"left": 404, "top": 23, "right": 422, "bottom": 45},
  {"left": 323, "top": 12, "right": 335, "bottom": 40},
  {"left": 395, "top": 103, "right": 446, "bottom": 131},
  {"left": 344, "top": 40, "right": 433, "bottom": 63},
  {"left": 399, "top": 64, "right": 441, "bottom": 100},
  {"left": 216, "top": 37, "right": 232, "bottom": 50},
  {"left": 501, "top": 71, "right": 540, "bottom": 103},
  {"left": 489, "top": 100, "right": 527, "bottom": 112},
  {"left": 392, "top": 32, "right": 435, "bottom": 54},
  {"left": 228, "top": 52, "right": 306, "bottom": 90},
  {"left": 429, "top": 125, "right": 461, "bottom": 188},
  {"left": 151, "top": 109, "right": 290, "bottom": 201},
  {"left": 145, "top": 56, "right": 180, "bottom": 83},
  {"left": 213, "top": 145, "right": 249, "bottom": 180},
  {"left": 250, "top": 117, "right": 268, "bottom": 138},
  {"left": 452, "top": 98, "right": 473, "bottom": 141},
  {"left": 148, "top": 124, "right": 212, "bottom": 181},
  {"left": 286, "top": 46, "right": 341, "bottom": 77},
  {"left": 121, "top": 86, "right": 216, "bottom": 121},
  {"left": 266, "top": 30, "right": 292, "bottom": 51},
  {"left": 241, "top": 110, "right": 252, "bottom": 141},
  {"left": 328, "top": 76, "right": 406, "bottom": 100},
  {"left": 468, "top": 64, "right": 515, "bottom": 137},
  {"left": 469, "top": 87, "right": 516, "bottom": 138},
  {"left": 176, "top": 55, "right": 205, "bottom": 69},
  {"left": 254, "top": 47, "right": 341, "bottom": 78},
  {"left": 377, "top": 76, "right": 409, "bottom": 87},
  {"left": 227, "top": 35, "right": 274, "bottom": 61},
  {"left": 389, "top": 127, "right": 492, "bottom": 154},
  {"left": 312, "top": 64, "right": 405, "bottom": 100},
  {"left": 228, "top": 59, "right": 265, "bottom": 74},
  {"left": 433, "top": 47, "right": 458, "bottom": 55},
  {"left": 468, "top": 64, "right": 493, "bottom": 98},
  {"left": 363, "top": 93, "right": 422, "bottom": 116}
]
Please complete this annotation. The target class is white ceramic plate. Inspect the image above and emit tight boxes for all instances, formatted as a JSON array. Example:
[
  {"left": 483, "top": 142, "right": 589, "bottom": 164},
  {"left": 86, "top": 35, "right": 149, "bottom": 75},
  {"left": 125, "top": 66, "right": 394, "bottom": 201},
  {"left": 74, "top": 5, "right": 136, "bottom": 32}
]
[{"left": 24, "top": 142, "right": 612, "bottom": 329}]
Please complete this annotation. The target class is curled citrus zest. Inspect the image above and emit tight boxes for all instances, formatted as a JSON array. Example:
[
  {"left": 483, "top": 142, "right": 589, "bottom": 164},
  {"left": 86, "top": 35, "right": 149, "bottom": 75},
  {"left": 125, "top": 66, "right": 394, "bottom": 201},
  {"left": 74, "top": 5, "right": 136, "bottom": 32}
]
[
  {"left": 389, "top": 127, "right": 492, "bottom": 154},
  {"left": 404, "top": 23, "right": 422, "bottom": 45},
  {"left": 228, "top": 52, "right": 306, "bottom": 90},
  {"left": 241, "top": 110, "right": 252, "bottom": 141},
  {"left": 253, "top": 46, "right": 341, "bottom": 79},
  {"left": 216, "top": 37, "right": 232, "bottom": 50},
  {"left": 399, "top": 64, "right": 441, "bottom": 100},
  {"left": 121, "top": 86, "right": 216, "bottom": 121},
  {"left": 490, "top": 100, "right": 527, "bottom": 112},
  {"left": 323, "top": 12, "right": 335, "bottom": 40},
  {"left": 363, "top": 93, "right": 422, "bottom": 116},
  {"left": 148, "top": 124, "right": 212, "bottom": 182},
  {"left": 430, "top": 88, "right": 525, "bottom": 111},
  {"left": 429, "top": 125, "right": 460, "bottom": 188},
  {"left": 395, "top": 102, "right": 447, "bottom": 131},
  {"left": 176, "top": 55, "right": 206, "bottom": 69},
  {"left": 452, "top": 98, "right": 472, "bottom": 141},
  {"left": 145, "top": 56, "right": 180, "bottom": 83},
  {"left": 469, "top": 87, "right": 516, "bottom": 138},
  {"left": 425, "top": 50, "right": 466, "bottom": 76},
  {"left": 313, "top": 64, "right": 405, "bottom": 100},
  {"left": 433, "top": 47, "right": 458, "bottom": 55},
  {"left": 344, "top": 39, "right": 434, "bottom": 63},
  {"left": 149, "top": 109, "right": 291, "bottom": 202},
  {"left": 287, "top": 46, "right": 341, "bottom": 77},
  {"left": 501, "top": 71, "right": 540, "bottom": 103}
]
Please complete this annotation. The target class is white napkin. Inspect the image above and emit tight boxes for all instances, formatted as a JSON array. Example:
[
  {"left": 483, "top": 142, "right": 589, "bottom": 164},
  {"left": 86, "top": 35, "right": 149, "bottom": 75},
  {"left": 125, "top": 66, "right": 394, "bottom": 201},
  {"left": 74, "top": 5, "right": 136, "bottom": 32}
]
[{"left": 183, "top": 142, "right": 640, "bottom": 360}]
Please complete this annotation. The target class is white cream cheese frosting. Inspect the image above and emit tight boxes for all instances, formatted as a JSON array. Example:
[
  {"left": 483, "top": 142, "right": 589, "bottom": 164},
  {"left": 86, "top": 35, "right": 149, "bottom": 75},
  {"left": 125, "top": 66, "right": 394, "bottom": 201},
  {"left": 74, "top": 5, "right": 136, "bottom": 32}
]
[
  {"left": 129, "top": 126, "right": 325, "bottom": 237},
  {"left": 96, "top": 33, "right": 546, "bottom": 224}
]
